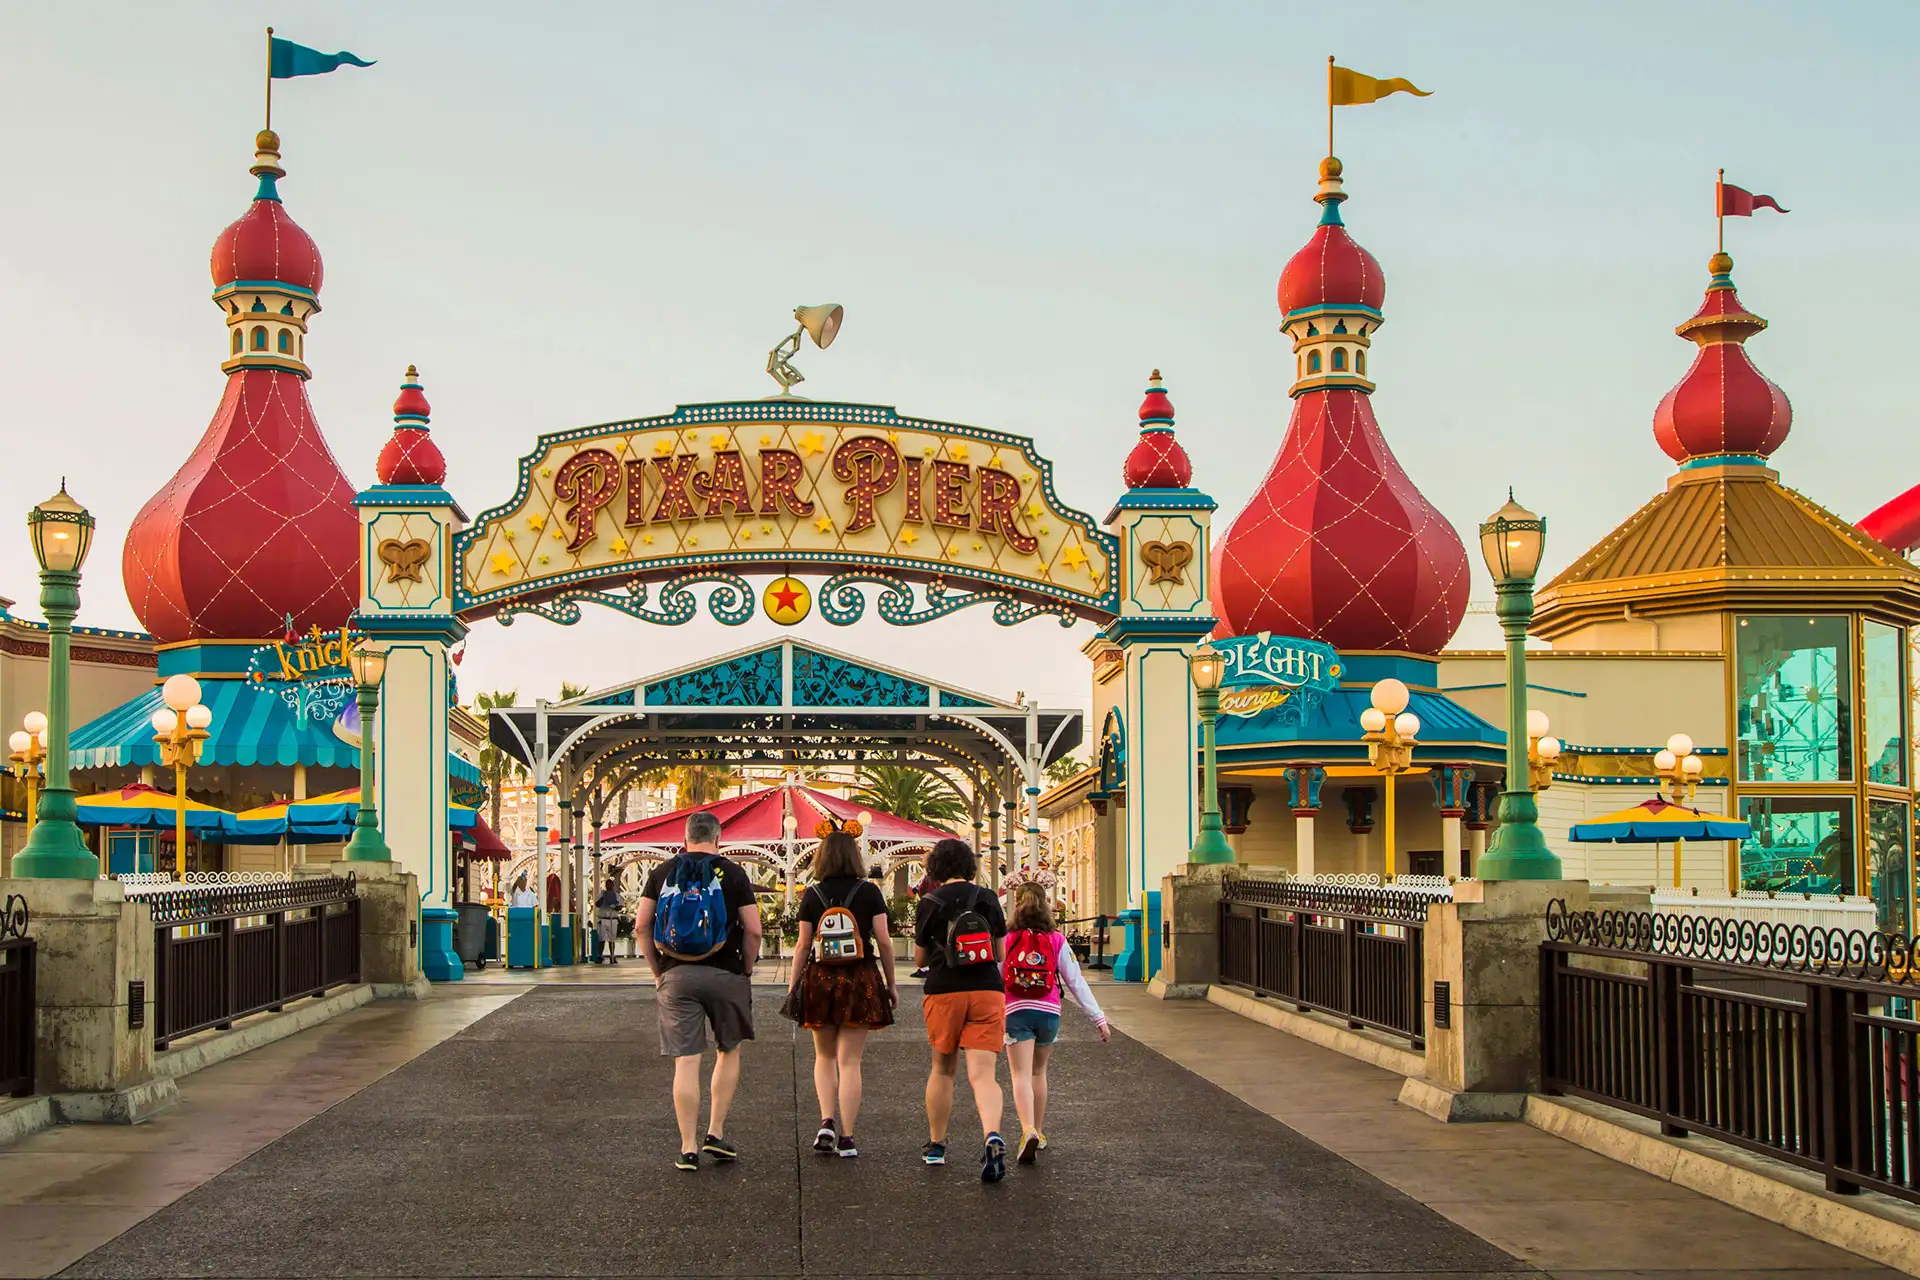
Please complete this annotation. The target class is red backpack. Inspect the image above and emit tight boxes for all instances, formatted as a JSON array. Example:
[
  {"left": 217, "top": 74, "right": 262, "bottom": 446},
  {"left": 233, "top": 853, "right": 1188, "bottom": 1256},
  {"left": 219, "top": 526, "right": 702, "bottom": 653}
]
[{"left": 1004, "top": 929, "right": 1060, "bottom": 997}]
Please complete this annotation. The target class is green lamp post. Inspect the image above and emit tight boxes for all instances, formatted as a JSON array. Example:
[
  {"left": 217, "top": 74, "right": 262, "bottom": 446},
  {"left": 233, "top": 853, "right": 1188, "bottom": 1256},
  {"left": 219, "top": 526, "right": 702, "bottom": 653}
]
[
  {"left": 342, "top": 642, "right": 392, "bottom": 863},
  {"left": 1474, "top": 492, "right": 1563, "bottom": 880},
  {"left": 1187, "top": 642, "right": 1235, "bottom": 865},
  {"left": 13, "top": 484, "right": 100, "bottom": 879}
]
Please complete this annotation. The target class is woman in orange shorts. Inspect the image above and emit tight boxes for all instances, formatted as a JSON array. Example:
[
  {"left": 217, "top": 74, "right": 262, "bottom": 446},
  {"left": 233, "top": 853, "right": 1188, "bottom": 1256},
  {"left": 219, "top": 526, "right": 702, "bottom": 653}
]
[{"left": 913, "top": 837, "right": 1010, "bottom": 1181}]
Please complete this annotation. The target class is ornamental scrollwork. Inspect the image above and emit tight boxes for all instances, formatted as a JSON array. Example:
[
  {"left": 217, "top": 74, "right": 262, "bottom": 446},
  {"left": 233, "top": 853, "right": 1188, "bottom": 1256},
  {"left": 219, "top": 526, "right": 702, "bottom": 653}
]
[
  {"left": 0, "top": 894, "right": 27, "bottom": 942},
  {"left": 496, "top": 572, "right": 757, "bottom": 629},
  {"left": 816, "top": 572, "right": 1079, "bottom": 629},
  {"left": 1543, "top": 897, "right": 1917, "bottom": 986}
]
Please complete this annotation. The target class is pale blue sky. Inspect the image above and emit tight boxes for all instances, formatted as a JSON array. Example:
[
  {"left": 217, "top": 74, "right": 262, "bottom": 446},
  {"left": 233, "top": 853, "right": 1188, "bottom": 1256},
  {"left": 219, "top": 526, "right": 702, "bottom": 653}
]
[{"left": 2, "top": 2, "right": 1916, "bottom": 724}]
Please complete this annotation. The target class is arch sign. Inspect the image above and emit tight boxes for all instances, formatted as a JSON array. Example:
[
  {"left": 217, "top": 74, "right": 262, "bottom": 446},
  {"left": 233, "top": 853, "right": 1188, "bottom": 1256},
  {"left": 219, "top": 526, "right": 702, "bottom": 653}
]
[{"left": 453, "top": 400, "right": 1119, "bottom": 628}]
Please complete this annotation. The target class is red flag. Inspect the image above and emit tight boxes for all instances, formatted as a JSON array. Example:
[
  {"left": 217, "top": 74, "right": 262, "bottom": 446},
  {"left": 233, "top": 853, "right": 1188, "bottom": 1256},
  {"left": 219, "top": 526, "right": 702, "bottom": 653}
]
[{"left": 1719, "top": 182, "right": 1789, "bottom": 217}]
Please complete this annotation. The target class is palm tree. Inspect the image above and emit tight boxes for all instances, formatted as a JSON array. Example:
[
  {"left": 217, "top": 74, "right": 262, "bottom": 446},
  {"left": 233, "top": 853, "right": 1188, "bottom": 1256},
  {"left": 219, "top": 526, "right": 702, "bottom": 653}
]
[
  {"left": 1044, "top": 754, "right": 1087, "bottom": 787},
  {"left": 849, "top": 765, "right": 968, "bottom": 827},
  {"left": 559, "top": 681, "right": 588, "bottom": 701},
  {"left": 474, "top": 690, "right": 521, "bottom": 834},
  {"left": 668, "top": 764, "right": 742, "bottom": 808}
]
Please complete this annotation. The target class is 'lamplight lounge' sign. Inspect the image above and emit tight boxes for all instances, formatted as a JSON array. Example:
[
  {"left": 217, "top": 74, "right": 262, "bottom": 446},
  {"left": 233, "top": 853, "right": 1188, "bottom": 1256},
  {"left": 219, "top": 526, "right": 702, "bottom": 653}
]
[{"left": 1213, "top": 632, "right": 1341, "bottom": 720}]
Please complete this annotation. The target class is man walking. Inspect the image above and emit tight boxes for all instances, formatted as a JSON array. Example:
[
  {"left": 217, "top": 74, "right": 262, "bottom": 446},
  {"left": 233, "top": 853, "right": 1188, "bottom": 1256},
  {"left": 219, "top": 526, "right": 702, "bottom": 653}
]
[
  {"left": 637, "top": 811, "right": 762, "bottom": 1171},
  {"left": 914, "top": 837, "right": 1010, "bottom": 1181}
]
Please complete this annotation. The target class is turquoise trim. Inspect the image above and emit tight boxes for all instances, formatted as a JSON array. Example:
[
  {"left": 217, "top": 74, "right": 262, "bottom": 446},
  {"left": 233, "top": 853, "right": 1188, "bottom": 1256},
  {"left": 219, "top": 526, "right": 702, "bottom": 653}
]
[
  {"left": 353, "top": 485, "right": 467, "bottom": 518},
  {"left": 352, "top": 613, "right": 469, "bottom": 643},
  {"left": 1105, "top": 488, "right": 1218, "bottom": 519},
  {"left": 252, "top": 175, "right": 281, "bottom": 202},
  {"left": 1098, "top": 615, "right": 1217, "bottom": 643},
  {"left": 213, "top": 280, "right": 317, "bottom": 302},
  {"left": 1679, "top": 453, "right": 1767, "bottom": 470},
  {"left": 1317, "top": 199, "right": 1345, "bottom": 227},
  {"left": 1283, "top": 301, "right": 1384, "bottom": 324}
]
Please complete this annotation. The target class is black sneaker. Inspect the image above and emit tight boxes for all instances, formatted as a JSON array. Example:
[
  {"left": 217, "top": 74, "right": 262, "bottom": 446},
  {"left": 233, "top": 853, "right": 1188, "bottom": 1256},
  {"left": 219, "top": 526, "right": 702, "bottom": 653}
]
[
  {"left": 909, "top": 968, "right": 929, "bottom": 979},
  {"left": 675, "top": 1150, "right": 699, "bottom": 1171},
  {"left": 702, "top": 1134, "right": 737, "bottom": 1161},
  {"left": 981, "top": 1135, "right": 1007, "bottom": 1182},
  {"left": 1017, "top": 1131, "right": 1040, "bottom": 1165},
  {"left": 814, "top": 1118, "right": 838, "bottom": 1154},
  {"left": 836, "top": 1134, "right": 859, "bottom": 1159},
  {"left": 921, "top": 1140, "right": 947, "bottom": 1166}
]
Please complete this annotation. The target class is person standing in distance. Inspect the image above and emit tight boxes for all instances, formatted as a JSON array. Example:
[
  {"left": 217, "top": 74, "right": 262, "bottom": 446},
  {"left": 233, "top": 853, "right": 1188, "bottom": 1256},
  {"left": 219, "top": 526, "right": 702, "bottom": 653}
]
[
  {"left": 915, "top": 837, "right": 1011, "bottom": 1181},
  {"left": 636, "top": 811, "right": 762, "bottom": 1171}
]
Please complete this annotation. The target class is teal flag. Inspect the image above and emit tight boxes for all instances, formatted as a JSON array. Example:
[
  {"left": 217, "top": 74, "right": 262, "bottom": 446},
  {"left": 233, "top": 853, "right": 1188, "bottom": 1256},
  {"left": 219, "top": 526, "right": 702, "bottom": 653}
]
[{"left": 270, "top": 37, "right": 375, "bottom": 79}]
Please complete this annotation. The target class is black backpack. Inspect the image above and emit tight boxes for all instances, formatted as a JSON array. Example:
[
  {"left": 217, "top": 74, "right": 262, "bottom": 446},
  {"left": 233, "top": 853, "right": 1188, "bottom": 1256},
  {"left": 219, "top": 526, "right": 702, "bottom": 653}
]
[{"left": 937, "top": 885, "right": 996, "bottom": 968}]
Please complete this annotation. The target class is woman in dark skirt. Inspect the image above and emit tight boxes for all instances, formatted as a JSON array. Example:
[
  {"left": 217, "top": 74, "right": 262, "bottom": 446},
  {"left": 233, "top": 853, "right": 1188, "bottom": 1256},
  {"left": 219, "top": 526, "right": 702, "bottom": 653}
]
[{"left": 789, "top": 829, "right": 897, "bottom": 1158}]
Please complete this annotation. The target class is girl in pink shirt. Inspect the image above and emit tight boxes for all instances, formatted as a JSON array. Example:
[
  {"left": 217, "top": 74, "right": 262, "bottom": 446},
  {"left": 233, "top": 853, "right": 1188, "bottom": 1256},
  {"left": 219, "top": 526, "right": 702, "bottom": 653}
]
[{"left": 1002, "top": 882, "right": 1109, "bottom": 1165}]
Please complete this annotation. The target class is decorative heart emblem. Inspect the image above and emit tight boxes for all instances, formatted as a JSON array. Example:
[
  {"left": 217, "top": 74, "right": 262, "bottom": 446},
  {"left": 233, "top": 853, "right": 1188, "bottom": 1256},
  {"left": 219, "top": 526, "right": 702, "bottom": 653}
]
[
  {"left": 1139, "top": 539, "right": 1193, "bottom": 586},
  {"left": 377, "top": 537, "right": 433, "bottom": 584}
]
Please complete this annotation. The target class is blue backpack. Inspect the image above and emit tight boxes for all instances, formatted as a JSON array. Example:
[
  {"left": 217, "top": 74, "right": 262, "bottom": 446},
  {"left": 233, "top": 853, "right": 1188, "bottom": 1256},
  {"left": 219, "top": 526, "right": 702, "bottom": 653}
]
[{"left": 652, "top": 855, "right": 732, "bottom": 961}]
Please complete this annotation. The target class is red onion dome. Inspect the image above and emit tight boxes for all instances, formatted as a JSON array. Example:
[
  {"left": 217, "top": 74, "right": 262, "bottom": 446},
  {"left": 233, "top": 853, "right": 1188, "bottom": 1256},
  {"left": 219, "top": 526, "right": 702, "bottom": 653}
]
[
  {"left": 122, "top": 371, "right": 360, "bottom": 643},
  {"left": 1277, "top": 158, "right": 1385, "bottom": 317},
  {"left": 1123, "top": 370, "right": 1193, "bottom": 489},
  {"left": 209, "top": 131, "right": 324, "bottom": 293},
  {"left": 1213, "top": 390, "right": 1468, "bottom": 652},
  {"left": 377, "top": 366, "right": 447, "bottom": 486},
  {"left": 1652, "top": 252, "right": 1790, "bottom": 464}
]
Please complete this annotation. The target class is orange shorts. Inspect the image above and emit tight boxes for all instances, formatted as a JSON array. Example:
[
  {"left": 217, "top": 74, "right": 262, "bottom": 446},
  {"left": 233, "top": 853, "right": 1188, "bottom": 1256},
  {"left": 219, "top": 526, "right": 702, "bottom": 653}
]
[{"left": 923, "top": 990, "right": 1006, "bottom": 1054}]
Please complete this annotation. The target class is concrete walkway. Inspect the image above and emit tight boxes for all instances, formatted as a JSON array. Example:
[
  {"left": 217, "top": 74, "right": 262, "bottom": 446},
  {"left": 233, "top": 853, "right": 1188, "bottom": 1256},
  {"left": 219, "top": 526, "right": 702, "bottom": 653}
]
[{"left": 0, "top": 977, "right": 1902, "bottom": 1278}]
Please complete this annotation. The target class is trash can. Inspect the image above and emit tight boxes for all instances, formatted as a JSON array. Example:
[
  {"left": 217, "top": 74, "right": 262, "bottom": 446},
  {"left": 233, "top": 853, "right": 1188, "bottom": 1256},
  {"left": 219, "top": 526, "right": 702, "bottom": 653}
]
[
  {"left": 453, "top": 902, "right": 490, "bottom": 969},
  {"left": 507, "top": 906, "right": 547, "bottom": 969}
]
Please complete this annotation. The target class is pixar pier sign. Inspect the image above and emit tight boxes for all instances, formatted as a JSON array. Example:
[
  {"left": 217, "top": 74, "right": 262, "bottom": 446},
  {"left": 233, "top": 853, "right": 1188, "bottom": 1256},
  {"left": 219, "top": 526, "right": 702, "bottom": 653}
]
[{"left": 459, "top": 402, "right": 1117, "bottom": 617}]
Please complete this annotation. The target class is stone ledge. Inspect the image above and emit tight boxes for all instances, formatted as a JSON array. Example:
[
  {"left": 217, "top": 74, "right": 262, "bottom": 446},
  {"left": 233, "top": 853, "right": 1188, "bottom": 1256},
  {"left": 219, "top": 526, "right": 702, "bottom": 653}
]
[
  {"left": 1396, "top": 1076, "right": 1528, "bottom": 1123},
  {"left": 52, "top": 1076, "right": 177, "bottom": 1124},
  {"left": 1147, "top": 975, "right": 1208, "bottom": 1000},
  {"left": 155, "top": 984, "right": 375, "bottom": 1080},
  {"left": 373, "top": 975, "right": 431, "bottom": 1001},
  {"left": 0, "top": 1095, "right": 53, "bottom": 1148},
  {"left": 1526, "top": 1092, "right": 1920, "bottom": 1277},
  {"left": 1206, "top": 984, "right": 1425, "bottom": 1077}
]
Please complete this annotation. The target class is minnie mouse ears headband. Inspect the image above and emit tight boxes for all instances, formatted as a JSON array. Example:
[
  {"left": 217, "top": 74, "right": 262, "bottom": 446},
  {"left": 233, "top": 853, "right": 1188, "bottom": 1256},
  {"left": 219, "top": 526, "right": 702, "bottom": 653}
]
[{"left": 814, "top": 816, "right": 865, "bottom": 839}]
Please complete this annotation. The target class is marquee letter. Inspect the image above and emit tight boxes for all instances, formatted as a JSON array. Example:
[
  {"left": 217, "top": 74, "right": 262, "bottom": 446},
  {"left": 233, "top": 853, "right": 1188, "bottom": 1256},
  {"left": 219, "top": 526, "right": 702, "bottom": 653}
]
[
  {"left": 651, "top": 455, "right": 700, "bottom": 523},
  {"left": 759, "top": 449, "right": 815, "bottom": 518},
  {"left": 554, "top": 448, "right": 622, "bottom": 552},
  {"left": 831, "top": 437, "right": 901, "bottom": 534},
  {"left": 976, "top": 467, "right": 1037, "bottom": 554},
  {"left": 931, "top": 460, "right": 972, "bottom": 530},
  {"left": 704, "top": 450, "right": 754, "bottom": 518},
  {"left": 902, "top": 456, "right": 925, "bottom": 524},
  {"left": 623, "top": 460, "right": 650, "bottom": 526}
]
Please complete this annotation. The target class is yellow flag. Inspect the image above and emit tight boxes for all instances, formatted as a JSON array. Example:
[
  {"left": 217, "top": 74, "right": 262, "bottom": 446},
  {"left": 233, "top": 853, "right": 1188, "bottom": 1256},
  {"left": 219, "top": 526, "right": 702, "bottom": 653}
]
[{"left": 1329, "top": 66, "right": 1432, "bottom": 106}]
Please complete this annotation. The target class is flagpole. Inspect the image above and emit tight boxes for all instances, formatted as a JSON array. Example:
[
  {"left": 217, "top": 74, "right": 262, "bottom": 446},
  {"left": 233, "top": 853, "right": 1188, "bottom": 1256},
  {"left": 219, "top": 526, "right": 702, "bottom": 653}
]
[
  {"left": 1716, "top": 167, "right": 1724, "bottom": 254},
  {"left": 265, "top": 27, "right": 274, "bottom": 131},
  {"left": 1327, "top": 55, "right": 1335, "bottom": 157}
]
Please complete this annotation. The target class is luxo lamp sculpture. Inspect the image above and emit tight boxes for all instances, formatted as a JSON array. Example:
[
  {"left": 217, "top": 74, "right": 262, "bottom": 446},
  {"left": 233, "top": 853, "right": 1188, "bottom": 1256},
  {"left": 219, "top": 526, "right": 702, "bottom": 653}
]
[
  {"left": 1359, "top": 679, "right": 1420, "bottom": 879},
  {"left": 767, "top": 304, "right": 844, "bottom": 396}
]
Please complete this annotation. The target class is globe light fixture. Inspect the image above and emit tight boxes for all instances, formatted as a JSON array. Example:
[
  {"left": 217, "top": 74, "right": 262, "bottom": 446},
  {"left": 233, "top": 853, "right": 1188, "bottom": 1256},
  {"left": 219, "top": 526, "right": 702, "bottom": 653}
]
[
  {"left": 152, "top": 677, "right": 213, "bottom": 877},
  {"left": 6, "top": 715, "right": 48, "bottom": 863},
  {"left": 1653, "top": 731, "right": 1705, "bottom": 890},
  {"left": 1361, "top": 678, "right": 1420, "bottom": 878}
]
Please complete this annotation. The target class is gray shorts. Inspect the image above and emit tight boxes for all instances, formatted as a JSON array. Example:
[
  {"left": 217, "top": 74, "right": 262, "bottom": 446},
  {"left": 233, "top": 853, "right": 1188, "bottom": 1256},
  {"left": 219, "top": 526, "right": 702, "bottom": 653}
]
[{"left": 657, "top": 965, "right": 755, "bottom": 1057}]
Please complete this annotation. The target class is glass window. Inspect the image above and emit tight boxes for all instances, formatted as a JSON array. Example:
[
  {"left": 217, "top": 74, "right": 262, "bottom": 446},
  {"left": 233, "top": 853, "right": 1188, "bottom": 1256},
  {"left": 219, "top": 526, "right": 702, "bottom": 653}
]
[
  {"left": 1867, "top": 799, "right": 1912, "bottom": 937},
  {"left": 1864, "top": 622, "right": 1906, "bottom": 786},
  {"left": 1734, "top": 615, "right": 1852, "bottom": 782},
  {"left": 1738, "top": 795, "right": 1854, "bottom": 895}
]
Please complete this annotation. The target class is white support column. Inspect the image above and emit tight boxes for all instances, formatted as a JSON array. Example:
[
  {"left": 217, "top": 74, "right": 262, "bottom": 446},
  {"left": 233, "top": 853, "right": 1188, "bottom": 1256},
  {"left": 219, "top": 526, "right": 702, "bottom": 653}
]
[
  {"left": 1024, "top": 701, "right": 1043, "bottom": 871},
  {"left": 1295, "top": 813, "right": 1317, "bottom": 877},
  {"left": 355, "top": 475, "right": 468, "bottom": 982},
  {"left": 1442, "top": 814, "right": 1464, "bottom": 880},
  {"left": 534, "top": 700, "right": 550, "bottom": 970}
]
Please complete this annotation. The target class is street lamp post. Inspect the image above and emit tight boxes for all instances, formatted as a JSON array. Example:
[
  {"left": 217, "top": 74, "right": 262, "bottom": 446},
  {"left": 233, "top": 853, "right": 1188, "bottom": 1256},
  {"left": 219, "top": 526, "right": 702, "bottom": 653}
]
[
  {"left": 343, "top": 643, "right": 392, "bottom": 862},
  {"left": 1653, "top": 733, "right": 1704, "bottom": 890},
  {"left": 1359, "top": 679, "right": 1420, "bottom": 880},
  {"left": 1475, "top": 492, "right": 1562, "bottom": 879},
  {"left": 1187, "top": 642, "right": 1234, "bottom": 865},
  {"left": 6, "top": 716, "right": 47, "bottom": 877},
  {"left": 1526, "top": 709, "right": 1563, "bottom": 793},
  {"left": 13, "top": 484, "right": 100, "bottom": 879},
  {"left": 151, "top": 675, "right": 212, "bottom": 878}
]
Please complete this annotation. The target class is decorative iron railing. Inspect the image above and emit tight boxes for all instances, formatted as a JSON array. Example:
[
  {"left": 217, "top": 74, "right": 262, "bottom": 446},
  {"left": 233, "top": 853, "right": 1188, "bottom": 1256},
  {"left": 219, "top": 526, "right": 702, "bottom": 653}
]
[
  {"left": 1060, "top": 914, "right": 1111, "bottom": 971},
  {"left": 0, "top": 895, "right": 32, "bottom": 1097},
  {"left": 148, "top": 875, "right": 360, "bottom": 1050},
  {"left": 121, "top": 871, "right": 294, "bottom": 893},
  {"left": 1541, "top": 898, "right": 1918, "bottom": 1208},
  {"left": 1218, "top": 879, "right": 1428, "bottom": 1046}
]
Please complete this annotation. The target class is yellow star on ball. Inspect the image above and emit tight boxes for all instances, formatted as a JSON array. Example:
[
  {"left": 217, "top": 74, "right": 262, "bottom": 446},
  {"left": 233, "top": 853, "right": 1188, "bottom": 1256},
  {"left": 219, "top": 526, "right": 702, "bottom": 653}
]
[{"left": 526, "top": 513, "right": 545, "bottom": 532}]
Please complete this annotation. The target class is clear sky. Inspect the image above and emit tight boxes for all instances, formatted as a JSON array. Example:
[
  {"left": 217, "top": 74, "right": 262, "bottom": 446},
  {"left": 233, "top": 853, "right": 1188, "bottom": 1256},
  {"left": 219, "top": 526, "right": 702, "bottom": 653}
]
[{"left": 3, "top": 2, "right": 1916, "bottom": 731}]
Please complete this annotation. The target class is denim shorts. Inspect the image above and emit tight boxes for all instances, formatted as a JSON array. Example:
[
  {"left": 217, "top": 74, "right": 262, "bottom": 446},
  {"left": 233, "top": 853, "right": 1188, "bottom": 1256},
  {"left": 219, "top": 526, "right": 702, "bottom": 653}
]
[{"left": 1004, "top": 1008, "right": 1060, "bottom": 1046}]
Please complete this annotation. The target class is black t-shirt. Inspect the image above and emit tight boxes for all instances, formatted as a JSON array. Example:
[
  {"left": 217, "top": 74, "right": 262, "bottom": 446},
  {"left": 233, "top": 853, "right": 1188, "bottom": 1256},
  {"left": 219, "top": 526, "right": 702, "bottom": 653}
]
[
  {"left": 641, "top": 853, "right": 758, "bottom": 975},
  {"left": 915, "top": 881, "right": 1007, "bottom": 995},
  {"left": 797, "top": 876, "right": 889, "bottom": 957}
]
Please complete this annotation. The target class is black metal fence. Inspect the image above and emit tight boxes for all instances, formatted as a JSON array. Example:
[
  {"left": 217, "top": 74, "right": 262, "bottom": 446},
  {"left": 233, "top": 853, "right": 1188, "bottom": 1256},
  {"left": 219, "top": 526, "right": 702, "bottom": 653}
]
[
  {"left": 148, "top": 875, "right": 360, "bottom": 1050},
  {"left": 1218, "top": 880, "right": 1429, "bottom": 1046},
  {"left": 1061, "top": 914, "right": 1111, "bottom": 970},
  {"left": 0, "top": 895, "right": 32, "bottom": 1097},
  {"left": 1541, "top": 899, "right": 1919, "bottom": 1208}
]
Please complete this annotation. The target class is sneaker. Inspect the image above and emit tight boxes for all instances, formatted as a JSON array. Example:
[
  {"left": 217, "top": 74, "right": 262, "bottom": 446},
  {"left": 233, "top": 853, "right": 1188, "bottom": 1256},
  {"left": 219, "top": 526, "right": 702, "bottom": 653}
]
[
  {"left": 1017, "top": 1131, "right": 1040, "bottom": 1165},
  {"left": 814, "top": 1118, "right": 838, "bottom": 1154},
  {"left": 981, "top": 1134, "right": 1007, "bottom": 1183},
  {"left": 909, "top": 968, "right": 929, "bottom": 979},
  {"left": 921, "top": 1140, "right": 947, "bottom": 1166},
  {"left": 675, "top": 1150, "right": 699, "bottom": 1171},
  {"left": 702, "top": 1134, "right": 737, "bottom": 1161},
  {"left": 1036, "top": 1132, "right": 1049, "bottom": 1150},
  {"left": 836, "top": 1135, "right": 859, "bottom": 1159}
]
